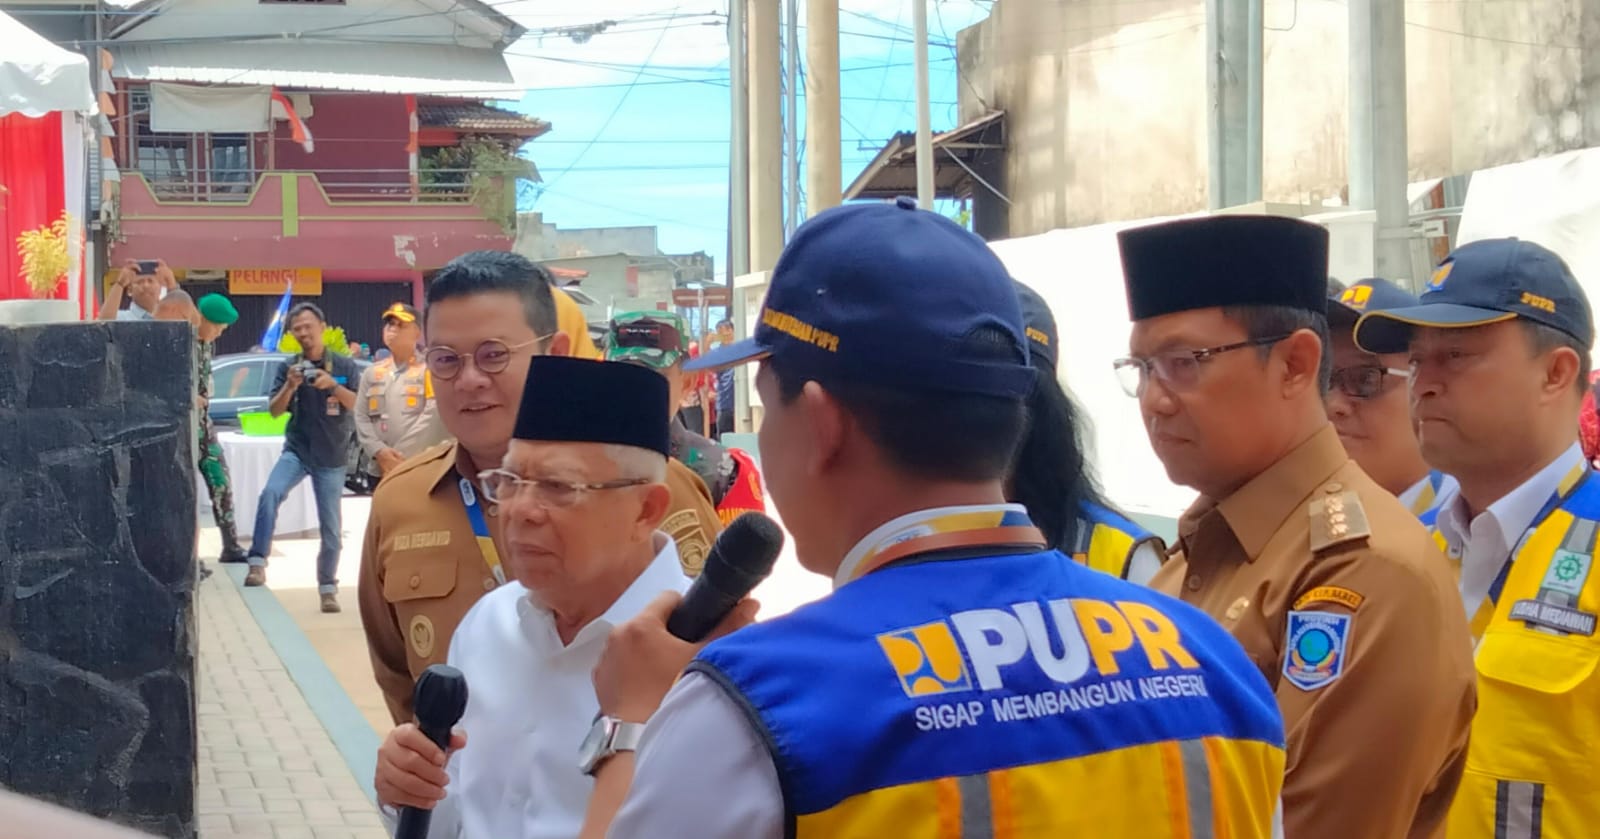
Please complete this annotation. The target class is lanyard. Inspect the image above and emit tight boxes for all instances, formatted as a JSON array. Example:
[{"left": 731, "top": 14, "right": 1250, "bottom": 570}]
[
  {"left": 458, "top": 477, "right": 506, "bottom": 586},
  {"left": 1485, "top": 463, "right": 1590, "bottom": 606},
  {"left": 849, "top": 525, "right": 1048, "bottom": 583}
]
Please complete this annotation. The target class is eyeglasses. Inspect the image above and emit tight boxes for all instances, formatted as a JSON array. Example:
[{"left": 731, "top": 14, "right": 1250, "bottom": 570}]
[
  {"left": 1112, "top": 335, "right": 1291, "bottom": 397},
  {"left": 1329, "top": 365, "right": 1411, "bottom": 400},
  {"left": 478, "top": 468, "right": 651, "bottom": 508},
  {"left": 424, "top": 336, "right": 546, "bottom": 381}
]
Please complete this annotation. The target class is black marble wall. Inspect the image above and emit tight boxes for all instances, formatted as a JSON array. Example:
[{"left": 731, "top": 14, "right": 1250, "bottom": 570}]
[{"left": 0, "top": 321, "right": 197, "bottom": 838}]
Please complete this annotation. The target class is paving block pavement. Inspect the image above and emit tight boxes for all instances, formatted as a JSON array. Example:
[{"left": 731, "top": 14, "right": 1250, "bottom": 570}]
[{"left": 197, "top": 565, "right": 386, "bottom": 839}]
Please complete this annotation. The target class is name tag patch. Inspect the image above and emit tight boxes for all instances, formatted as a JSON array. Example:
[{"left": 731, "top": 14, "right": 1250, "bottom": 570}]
[
  {"left": 1283, "top": 611, "right": 1351, "bottom": 691},
  {"left": 1293, "top": 585, "right": 1365, "bottom": 611},
  {"left": 1509, "top": 599, "right": 1598, "bottom": 636}
]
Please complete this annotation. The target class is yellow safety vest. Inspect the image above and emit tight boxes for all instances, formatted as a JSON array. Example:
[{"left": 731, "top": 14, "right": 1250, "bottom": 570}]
[
  {"left": 1427, "top": 467, "right": 1600, "bottom": 838},
  {"left": 1071, "top": 502, "right": 1164, "bottom": 580}
]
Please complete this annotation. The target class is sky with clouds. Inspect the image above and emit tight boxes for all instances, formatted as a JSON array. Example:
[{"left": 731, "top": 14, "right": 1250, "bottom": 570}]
[{"left": 492, "top": 0, "right": 995, "bottom": 277}]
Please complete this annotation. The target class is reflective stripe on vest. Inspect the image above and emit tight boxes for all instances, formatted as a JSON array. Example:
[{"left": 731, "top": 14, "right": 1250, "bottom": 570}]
[{"left": 1439, "top": 468, "right": 1600, "bottom": 839}]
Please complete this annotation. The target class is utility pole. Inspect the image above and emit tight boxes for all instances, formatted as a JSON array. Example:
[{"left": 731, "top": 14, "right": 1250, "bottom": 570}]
[
  {"left": 1349, "top": 0, "right": 1414, "bottom": 283},
  {"left": 1205, "top": 0, "right": 1262, "bottom": 209},
  {"left": 805, "top": 0, "right": 841, "bottom": 216},
  {"left": 748, "top": 0, "right": 785, "bottom": 272},
  {"left": 727, "top": 0, "right": 749, "bottom": 282},
  {"left": 912, "top": 0, "right": 933, "bottom": 208},
  {"left": 784, "top": 0, "right": 799, "bottom": 238}
]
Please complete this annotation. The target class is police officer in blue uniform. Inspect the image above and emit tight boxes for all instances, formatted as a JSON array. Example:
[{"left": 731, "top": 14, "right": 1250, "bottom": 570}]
[{"left": 574, "top": 199, "right": 1287, "bottom": 839}]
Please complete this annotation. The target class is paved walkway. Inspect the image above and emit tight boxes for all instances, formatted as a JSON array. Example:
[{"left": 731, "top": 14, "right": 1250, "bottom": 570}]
[{"left": 196, "top": 560, "right": 386, "bottom": 839}]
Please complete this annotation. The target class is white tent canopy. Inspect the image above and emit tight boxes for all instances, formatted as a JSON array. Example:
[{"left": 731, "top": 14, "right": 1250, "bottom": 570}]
[{"left": 0, "top": 10, "right": 95, "bottom": 117}]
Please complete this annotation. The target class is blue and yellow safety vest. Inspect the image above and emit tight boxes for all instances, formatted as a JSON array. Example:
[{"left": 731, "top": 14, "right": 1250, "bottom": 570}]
[
  {"left": 1071, "top": 501, "right": 1164, "bottom": 580},
  {"left": 690, "top": 534, "right": 1286, "bottom": 837},
  {"left": 1421, "top": 467, "right": 1600, "bottom": 838}
]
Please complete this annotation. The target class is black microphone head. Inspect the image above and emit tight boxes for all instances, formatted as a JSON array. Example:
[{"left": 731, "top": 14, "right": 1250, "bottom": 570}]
[
  {"left": 413, "top": 664, "right": 469, "bottom": 729},
  {"left": 703, "top": 512, "right": 785, "bottom": 586}
]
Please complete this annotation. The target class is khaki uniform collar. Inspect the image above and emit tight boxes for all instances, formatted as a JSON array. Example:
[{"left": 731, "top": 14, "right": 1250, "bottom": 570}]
[
  {"left": 1182, "top": 424, "right": 1347, "bottom": 561},
  {"left": 407, "top": 439, "right": 470, "bottom": 492}
]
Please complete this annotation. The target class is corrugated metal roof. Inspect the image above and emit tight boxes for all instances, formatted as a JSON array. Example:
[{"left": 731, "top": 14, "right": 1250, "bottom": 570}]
[
  {"left": 111, "top": 41, "right": 525, "bottom": 97},
  {"left": 419, "top": 101, "right": 549, "bottom": 135}
]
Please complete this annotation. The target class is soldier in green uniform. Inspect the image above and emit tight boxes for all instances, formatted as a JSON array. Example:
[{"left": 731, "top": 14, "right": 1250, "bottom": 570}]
[
  {"left": 196, "top": 294, "right": 246, "bottom": 562},
  {"left": 605, "top": 311, "right": 735, "bottom": 504}
]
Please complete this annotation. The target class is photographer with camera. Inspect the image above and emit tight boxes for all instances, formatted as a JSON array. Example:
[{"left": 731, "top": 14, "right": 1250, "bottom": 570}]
[
  {"left": 245, "top": 302, "right": 360, "bottom": 614},
  {"left": 97, "top": 258, "right": 176, "bottom": 321}
]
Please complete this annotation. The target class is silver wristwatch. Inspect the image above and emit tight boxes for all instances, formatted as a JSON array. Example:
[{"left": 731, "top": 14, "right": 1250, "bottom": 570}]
[{"left": 578, "top": 715, "right": 646, "bottom": 776}]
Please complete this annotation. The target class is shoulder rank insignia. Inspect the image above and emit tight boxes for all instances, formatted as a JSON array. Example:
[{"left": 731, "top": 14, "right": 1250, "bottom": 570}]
[{"left": 1309, "top": 488, "right": 1371, "bottom": 553}]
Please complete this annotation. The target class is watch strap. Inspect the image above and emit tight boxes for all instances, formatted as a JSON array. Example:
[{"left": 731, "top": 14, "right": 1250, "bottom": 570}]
[{"left": 610, "top": 721, "right": 646, "bottom": 754}]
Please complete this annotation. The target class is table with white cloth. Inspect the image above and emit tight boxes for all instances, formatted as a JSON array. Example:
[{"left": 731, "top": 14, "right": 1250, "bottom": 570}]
[{"left": 209, "top": 431, "right": 317, "bottom": 539}]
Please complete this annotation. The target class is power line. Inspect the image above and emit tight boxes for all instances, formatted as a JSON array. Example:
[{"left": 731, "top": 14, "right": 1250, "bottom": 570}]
[{"left": 535, "top": 8, "right": 679, "bottom": 196}]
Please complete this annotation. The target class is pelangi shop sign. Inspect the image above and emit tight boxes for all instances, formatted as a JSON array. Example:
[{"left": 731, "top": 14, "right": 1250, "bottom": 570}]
[{"left": 229, "top": 268, "right": 322, "bottom": 295}]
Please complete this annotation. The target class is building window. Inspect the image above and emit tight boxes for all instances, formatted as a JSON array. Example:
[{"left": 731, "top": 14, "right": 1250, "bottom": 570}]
[{"left": 129, "top": 87, "right": 258, "bottom": 201}]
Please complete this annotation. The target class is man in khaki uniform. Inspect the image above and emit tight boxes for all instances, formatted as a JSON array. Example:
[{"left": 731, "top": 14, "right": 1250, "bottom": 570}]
[
  {"left": 359, "top": 252, "right": 719, "bottom": 723},
  {"left": 1114, "top": 216, "right": 1475, "bottom": 839},
  {"left": 354, "top": 302, "right": 447, "bottom": 475}
]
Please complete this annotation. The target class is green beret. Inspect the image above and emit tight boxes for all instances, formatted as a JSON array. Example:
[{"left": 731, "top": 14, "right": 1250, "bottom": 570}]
[{"left": 198, "top": 293, "right": 239, "bottom": 326}]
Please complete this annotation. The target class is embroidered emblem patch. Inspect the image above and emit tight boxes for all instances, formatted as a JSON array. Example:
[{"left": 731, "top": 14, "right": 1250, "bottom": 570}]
[
  {"left": 1283, "top": 611, "right": 1351, "bottom": 691},
  {"left": 1293, "top": 585, "right": 1365, "bottom": 611},
  {"left": 409, "top": 614, "right": 435, "bottom": 658},
  {"left": 1426, "top": 260, "right": 1453, "bottom": 292},
  {"left": 1541, "top": 550, "right": 1593, "bottom": 598}
]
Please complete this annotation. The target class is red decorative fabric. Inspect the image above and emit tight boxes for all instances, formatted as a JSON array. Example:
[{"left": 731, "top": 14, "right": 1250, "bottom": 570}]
[
  {"left": 0, "top": 111, "right": 67, "bottom": 300},
  {"left": 1581, "top": 370, "right": 1600, "bottom": 464}
]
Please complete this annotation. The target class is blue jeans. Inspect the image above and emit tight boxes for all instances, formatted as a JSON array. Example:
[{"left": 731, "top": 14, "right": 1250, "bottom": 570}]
[{"left": 247, "top": 448, "right": 346, "bottom": 594}]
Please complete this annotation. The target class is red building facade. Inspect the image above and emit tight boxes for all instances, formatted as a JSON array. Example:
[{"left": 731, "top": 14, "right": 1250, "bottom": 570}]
[{"left": 106, "top": 86, "right": 547, "bottom": 353}]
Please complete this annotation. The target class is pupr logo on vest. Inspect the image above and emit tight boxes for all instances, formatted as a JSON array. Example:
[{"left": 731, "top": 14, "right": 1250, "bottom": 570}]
[
  {"left": 878, "top": 622, "right": 973, "bottom": 696},
  {"left": 875, "top": 598, "right": 1201, "bottom": 699}
]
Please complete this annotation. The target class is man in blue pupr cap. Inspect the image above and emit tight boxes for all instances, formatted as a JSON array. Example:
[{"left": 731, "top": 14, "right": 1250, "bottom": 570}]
[
  {"left": 1354, "top": 238, "right": 1600, "bottom": 837},
  {"left": 572, "top": 196, "right": 1287, "bottom": 838},
  {"left": 1325, "top": 278, "right": 1458, "bottom": 517}
]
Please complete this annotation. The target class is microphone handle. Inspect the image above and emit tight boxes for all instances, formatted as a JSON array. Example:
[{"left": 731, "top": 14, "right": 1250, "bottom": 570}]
[
  {"left": 665, "top": 574, "right": 743, "bottom": 642},
  {"left": 393, "top": 720, "right": 457, "bottom": 839},
  {"left": 395, "top": 807, "right": 433, "bottom": 839}
]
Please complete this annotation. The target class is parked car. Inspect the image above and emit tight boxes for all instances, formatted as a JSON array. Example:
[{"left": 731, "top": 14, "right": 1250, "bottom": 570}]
[{"left": 208, "top": 352, "right": 379, "bottom": 494}]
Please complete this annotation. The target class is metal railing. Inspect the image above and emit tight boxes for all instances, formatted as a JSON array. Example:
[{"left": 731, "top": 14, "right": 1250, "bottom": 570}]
[{"left": 139, "top": 168, "right": 483, "bottom": 204}]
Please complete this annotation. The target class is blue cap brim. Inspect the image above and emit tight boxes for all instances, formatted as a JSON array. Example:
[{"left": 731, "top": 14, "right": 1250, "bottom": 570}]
[
  {"left": 1354, "top": 303, "right": 1518, "bottom": 354},
  {"left": 683, "top": 336, "right": 772, "bottom": 372}
]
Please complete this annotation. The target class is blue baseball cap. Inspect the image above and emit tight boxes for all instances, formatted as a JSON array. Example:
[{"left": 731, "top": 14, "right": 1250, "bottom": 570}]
[
  {"left": 685, "top": 197, "right": 1033, "bottom": 398},
  {"left": 1327, "top": 278, "right": 1419, "bottom": 348},
  {"left": 1355, "top": 239, "right": 1594, "bottom": 354}
]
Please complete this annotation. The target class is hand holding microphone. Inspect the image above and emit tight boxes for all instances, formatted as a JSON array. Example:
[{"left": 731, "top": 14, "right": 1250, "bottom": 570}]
[
  {"left": 592, "top": 513, "right": 784, "bottom": 723},
  {"left": 377, "top": 665, "right": 468, "bottom": 839}
]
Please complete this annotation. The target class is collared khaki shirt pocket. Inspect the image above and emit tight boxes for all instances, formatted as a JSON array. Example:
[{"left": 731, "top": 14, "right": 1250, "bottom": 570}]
[
  {"left": 383, "top": 552, "right": 459, "bottom": 673},
  {"left": 366, "top": 384, "right": 385, "bottom": 418}
]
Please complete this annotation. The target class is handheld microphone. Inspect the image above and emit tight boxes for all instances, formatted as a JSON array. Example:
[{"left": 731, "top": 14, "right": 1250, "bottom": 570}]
[
  {"left": 666, "top": 512, "right": 785, "bottom": 642},
  {"left": 395, "top": 664, "right": 469, "bottom": 839}
]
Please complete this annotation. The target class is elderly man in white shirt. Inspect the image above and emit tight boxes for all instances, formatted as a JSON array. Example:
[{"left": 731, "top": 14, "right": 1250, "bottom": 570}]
[{"left": 372, "top": 356, "right": 691, "bottom": 839}]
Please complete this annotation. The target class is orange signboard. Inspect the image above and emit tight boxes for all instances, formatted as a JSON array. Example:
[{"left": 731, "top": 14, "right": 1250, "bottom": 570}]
[{"left": 229, "top": 268, "right": 322, "bottom": 296}]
